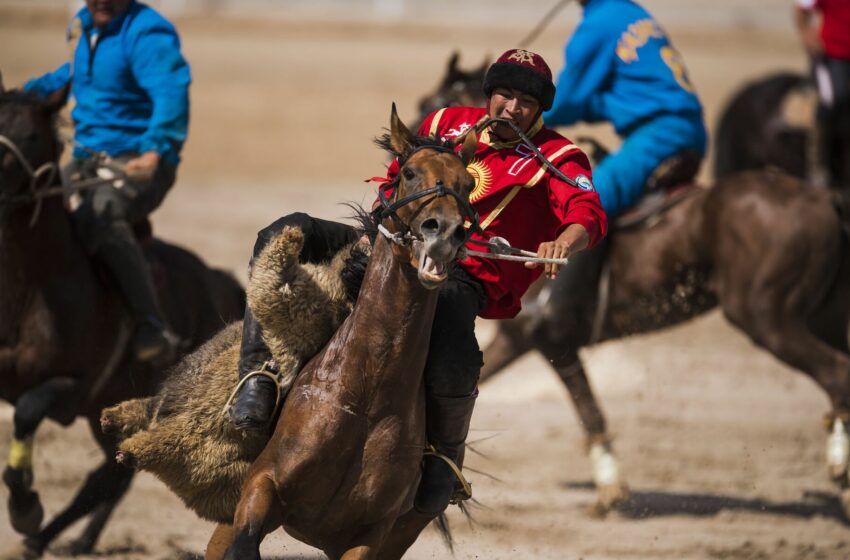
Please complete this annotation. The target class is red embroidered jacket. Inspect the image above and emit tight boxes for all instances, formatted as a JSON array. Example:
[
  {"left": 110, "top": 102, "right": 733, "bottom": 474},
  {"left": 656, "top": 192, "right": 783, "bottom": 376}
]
[{"left": 381, "top": 106, "right": 607, "bottom": 319}]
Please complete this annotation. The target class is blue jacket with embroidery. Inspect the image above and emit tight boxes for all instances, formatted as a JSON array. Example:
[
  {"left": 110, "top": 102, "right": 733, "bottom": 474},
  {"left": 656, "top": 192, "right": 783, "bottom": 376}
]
[
  {"left": 24, "top": 1, "right": 191, "bottom": 164},
  {"left": 543, "top": 0, "right": 703, "bottom": 136}
]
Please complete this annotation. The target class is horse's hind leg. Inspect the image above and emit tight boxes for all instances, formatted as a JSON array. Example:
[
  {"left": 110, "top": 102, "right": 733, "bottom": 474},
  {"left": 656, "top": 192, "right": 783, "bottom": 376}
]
[
  {"left": 725, "top": 293, "right": 850, "bottom": 484},
  {"left": 223, "top": 471, "right": 282, "bottom": 560},
  {"left": 3, "top": 378, "right": 78, "bottom": 538},
  {"left": 529, "top": 268, "right": 629, "bottom": 511}
]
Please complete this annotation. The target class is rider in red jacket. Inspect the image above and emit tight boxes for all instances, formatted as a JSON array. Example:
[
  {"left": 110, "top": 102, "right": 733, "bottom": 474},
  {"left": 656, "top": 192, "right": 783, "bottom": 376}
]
[
  {"left": 795, "top": 0, "right": 850, "bottom": 187},
  {"left": 380, "top": 103, "right": 605, "bottom": 319},
  {"left": 231, "top": 49, "right": 607, "bottom": 516}
]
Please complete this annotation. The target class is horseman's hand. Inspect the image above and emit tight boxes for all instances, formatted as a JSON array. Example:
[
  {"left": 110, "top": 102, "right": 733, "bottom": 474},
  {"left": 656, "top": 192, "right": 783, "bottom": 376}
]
[
  {"left": 125, "top": 151, "right": 160, "bottom": 181},
  {"left": 525, "top": 223, "right": 589, "bottom": 279}
]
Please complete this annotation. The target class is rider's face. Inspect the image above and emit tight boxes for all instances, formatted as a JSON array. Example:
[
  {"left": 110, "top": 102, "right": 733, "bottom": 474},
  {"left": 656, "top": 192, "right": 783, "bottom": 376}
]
[
  {"left": 85, "top": 0, "right": 132, "bottom": 28},
  {"left": 487, "top": 88, "right": 541, "bottom": 141}
]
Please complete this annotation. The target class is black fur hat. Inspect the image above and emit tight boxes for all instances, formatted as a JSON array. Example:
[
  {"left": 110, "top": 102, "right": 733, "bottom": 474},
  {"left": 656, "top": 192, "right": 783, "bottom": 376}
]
[{"left": 483, "top": 49, "right": 556, "bottom": 110}]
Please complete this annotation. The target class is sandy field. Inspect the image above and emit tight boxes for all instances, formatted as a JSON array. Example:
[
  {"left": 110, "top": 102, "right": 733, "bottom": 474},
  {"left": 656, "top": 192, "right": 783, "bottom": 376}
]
[{"left": 2, "top": 3, "right": 849, "bottom": 559}]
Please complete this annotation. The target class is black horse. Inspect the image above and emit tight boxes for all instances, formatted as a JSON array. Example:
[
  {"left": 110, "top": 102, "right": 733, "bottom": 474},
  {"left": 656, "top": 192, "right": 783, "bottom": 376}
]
[
  {"left": 713, "top": 70, "right": 850, "bottom": 189},
  {"left": 413, "top": 51, "right": 489, "bottom": 130},
  {"left": 713, "top": 72, "right": 812, "bottom": 180},
  {"left": 0, "top": 88, "right": 245, "bottom": 557}
]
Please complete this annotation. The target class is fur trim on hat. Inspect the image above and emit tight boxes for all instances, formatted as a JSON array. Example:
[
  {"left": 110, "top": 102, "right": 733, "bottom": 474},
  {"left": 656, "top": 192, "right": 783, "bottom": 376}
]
[{"left": 483, "top": 62, "right": 556, "bottom": 110}]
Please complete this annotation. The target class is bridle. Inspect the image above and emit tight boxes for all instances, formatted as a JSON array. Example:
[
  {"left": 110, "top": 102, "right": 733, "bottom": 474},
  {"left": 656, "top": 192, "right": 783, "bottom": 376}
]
[
  {"left": 376, "top": 144, "right": 481, "bottom": 246},
  {"left": 0, "top": 134, "right": 125, "bottom": 227}
]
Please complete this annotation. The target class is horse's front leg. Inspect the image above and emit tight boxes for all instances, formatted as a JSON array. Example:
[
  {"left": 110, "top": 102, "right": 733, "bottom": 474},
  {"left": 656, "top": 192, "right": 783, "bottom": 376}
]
[
  {"left": 376, "top": 509, "right": 434, "bottom": 560},
  {"left": 478, "top": 316, "right": 534, "bottom": 383},
  {"left": 28, "top": 415, "right": 134, "bottom": 556},
  {"left": 223, "top": 469, "right": 282, "bottom": 560},
  {"left": 205, "top": 523, "right": 237, "bottom": 560},
  {"left": 3, "top": 377, "right": 78, "bottom": 539},
  {"left": 554, "top": 359, "right": 629, "bottom": 512}
]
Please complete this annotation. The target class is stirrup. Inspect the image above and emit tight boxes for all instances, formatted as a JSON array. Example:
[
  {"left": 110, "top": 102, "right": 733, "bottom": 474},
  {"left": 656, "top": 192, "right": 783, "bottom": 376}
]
[
  {"left": 219, "top": 361, "right": 283, "bottom": 419},
  {"left": 423, "top": 445, "right": 472, "bottom": 503}
]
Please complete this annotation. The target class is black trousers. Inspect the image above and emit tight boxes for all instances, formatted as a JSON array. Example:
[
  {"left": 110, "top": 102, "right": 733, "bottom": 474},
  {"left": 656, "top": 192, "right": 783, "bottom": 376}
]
[
  {"left": 812, "top": 55, "right": 850, "bottom": 186},
  {"left": 65, "top": 154, "right": 176, "bottom": 254},
  {"left": 239, "top": 212, "right": 486, "bottom": 398}
]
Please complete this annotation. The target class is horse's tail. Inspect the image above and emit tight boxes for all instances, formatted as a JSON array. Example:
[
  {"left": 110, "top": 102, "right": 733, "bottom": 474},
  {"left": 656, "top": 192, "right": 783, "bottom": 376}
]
[
  {"left": 833, "top": 189, "right": 850, "bottom": 239},
  {"left": 714, "top": 72, "right": 810, "bottom": 180}
]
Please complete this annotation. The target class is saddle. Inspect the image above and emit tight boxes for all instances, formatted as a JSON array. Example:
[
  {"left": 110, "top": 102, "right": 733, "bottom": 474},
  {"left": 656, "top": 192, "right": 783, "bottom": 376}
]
[{"left": 613, "top": 151, "right": 703, "bottom": 231}]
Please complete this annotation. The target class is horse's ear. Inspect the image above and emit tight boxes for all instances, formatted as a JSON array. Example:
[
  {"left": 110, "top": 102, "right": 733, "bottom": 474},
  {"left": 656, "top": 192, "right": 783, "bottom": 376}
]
[
  {"left": 43, "top": 83, "right": 70, "bottom": 114},
  {"left": 446, "top": 51, "right": 460, "bottom": 78},
  {"left": 458, "top": 129, "right": 478, "bottom": 167},
  {"left": 389, "top": 102, "right": 414, "bottom": 155},
  {"left": 476, "top": 56, "right": 491, "bottom": 78}
]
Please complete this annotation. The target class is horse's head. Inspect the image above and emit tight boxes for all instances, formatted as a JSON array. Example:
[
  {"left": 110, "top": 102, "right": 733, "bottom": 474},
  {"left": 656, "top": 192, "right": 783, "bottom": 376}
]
[
  {"left": 376, "top": 104, "right": 477, "bottom": 289},
  {"left": 417, "top": 52, "right": 489, "bottom": 125},
  {"left": 0, "top": 77, "right": 66, "bottom": 205}
]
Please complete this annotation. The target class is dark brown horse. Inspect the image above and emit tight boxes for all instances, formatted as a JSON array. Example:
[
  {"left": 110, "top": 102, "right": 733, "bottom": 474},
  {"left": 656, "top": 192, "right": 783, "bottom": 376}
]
[
  {"left": 413, "top": 51, "right": 489, "bottom": 131},
  {"left": 0, "top": 89, "right": 245, "bottom": 557},
  {"left": 205, "top": 106, "right": 477, "bottom": 560},
  {"left": 480, "top": 168, "right": 850, "bottom": 510}
]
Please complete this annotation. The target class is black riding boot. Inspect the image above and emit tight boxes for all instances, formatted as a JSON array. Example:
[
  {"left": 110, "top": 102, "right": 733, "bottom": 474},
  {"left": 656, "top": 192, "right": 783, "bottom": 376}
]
[
  {"left": 95, "top": 239, "right": 174, "bottom": 363},
  {"left": 229, "top": 308, "right": 279, "bottom": 431},
  {"left": 414, "top": 392, "right": 477, "bottom": 516}
]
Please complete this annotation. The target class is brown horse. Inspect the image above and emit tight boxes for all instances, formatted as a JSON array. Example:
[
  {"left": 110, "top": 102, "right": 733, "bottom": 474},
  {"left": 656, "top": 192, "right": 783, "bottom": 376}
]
[
  {"left": 204, "top": 106, "right": 477, "bottom": 560},
  {"left": 0, "top": 88, "right": 245, "bottom": 557},
  {"left": 480, "top": 168, "right": 850, "bottom": 510}
]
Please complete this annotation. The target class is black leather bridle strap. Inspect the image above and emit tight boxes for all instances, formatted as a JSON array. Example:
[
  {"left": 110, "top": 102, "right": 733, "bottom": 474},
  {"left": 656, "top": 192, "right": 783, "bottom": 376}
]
[{"left": 377, "top": 144, "right": 482, "bottom": 241}]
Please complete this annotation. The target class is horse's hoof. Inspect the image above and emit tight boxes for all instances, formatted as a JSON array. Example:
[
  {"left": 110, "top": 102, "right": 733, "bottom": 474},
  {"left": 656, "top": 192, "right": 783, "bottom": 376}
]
[
  {"left": 840, "top": 488, "right": 850, "bottom": 519},
  {"left": 53, "top": 537, "right": 94, "bottom": 557},
  {"left": 7, "top": 491, "right": 44, "bottom": 537},
  {"left": 0, "top": 540, "right": 42, "bottom": 560},
  {"left": 596, "top": 482, "right": 630, "bottom": 512}
]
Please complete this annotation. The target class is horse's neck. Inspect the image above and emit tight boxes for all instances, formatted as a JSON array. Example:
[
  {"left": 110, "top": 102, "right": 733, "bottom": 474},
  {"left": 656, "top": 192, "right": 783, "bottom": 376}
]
[
  {"left": 331, "top": 236, "right": 439, "bottom": 404},
  {"left": 0, "top": 200, "right": 93, "bottom": 317}
]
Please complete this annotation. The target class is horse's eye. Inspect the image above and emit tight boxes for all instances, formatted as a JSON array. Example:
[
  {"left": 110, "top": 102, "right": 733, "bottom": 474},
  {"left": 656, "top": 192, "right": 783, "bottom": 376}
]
[{"left": 402, "top": 167, "right": 416, "bottom": 181}]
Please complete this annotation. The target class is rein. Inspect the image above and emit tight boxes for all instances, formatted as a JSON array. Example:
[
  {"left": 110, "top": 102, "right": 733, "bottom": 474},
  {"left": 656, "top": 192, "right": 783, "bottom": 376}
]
[
  {"left": 376, "top": 128, "right": 573, "bottom": 266},
  {"left": 472, "top": 117, "right": 582, "bottom": 190},
  {"left": 517, "top": 0, "right": 575, "bottom": 49},
  {"left": 0, "top": 134, "right": 58, "bottom": 227},
  {"left": 0, "top": 134, "right": 124, "bottom": 227}
]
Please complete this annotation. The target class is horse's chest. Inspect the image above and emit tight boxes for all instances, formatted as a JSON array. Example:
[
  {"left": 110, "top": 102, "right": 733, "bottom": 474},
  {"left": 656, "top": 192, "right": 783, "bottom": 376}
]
[{"left": 2, "top": 293, "right": 61, "bottom": 371}]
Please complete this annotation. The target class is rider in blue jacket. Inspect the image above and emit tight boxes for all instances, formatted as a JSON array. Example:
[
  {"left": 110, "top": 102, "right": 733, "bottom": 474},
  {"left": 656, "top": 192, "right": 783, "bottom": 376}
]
[
  {"left": 25, "top": 0, "right": 191, "bottom": 362},
  {"left": 544, "top": 0, "right": 707, "bottom": 218}
]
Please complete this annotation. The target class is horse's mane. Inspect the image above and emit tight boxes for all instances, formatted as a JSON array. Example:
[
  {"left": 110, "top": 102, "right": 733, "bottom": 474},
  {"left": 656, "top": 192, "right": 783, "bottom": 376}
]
[
  {"left": 0, "top": 90, "right": 45, "bottom": 107},
  {"left": 0, "top": 90, "right": 64, "bottom": 153},
  {"left": 373, "top": 131, "right": 455, "bottom": 165}
]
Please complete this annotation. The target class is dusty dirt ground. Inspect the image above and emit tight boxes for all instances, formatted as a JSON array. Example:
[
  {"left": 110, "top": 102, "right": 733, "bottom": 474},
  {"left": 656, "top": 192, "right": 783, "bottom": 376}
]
[{"left": 2, "top": 5, "right": 850, "bottom": 559}]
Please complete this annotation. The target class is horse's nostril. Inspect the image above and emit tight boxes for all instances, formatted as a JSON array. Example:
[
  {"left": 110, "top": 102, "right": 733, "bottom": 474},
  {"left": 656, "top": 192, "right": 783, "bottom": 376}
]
[
  {"left": 452, "top": 224, "right": 466, "bottom": 243},
  {"left": 420, "top": 218, "right": 440, "bottom": 237}
]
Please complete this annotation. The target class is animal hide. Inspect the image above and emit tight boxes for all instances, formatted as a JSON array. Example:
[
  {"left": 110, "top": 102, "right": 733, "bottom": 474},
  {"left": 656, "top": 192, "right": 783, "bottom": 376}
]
[{"left": 101, "top": 226, "right": 361, "bottom": 523}]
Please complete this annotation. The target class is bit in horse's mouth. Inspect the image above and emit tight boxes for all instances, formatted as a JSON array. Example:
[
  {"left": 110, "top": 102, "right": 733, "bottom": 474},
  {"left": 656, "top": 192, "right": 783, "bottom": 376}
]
[{"left": 414, "top": 240, "right": 448, "bottom": 285}]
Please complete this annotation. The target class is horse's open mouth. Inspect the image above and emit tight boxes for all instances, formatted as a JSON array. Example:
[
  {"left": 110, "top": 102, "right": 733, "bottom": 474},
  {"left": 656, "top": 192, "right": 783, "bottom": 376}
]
[{"left": 414, "top": 240, "right": 449, "bottom": 287}]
